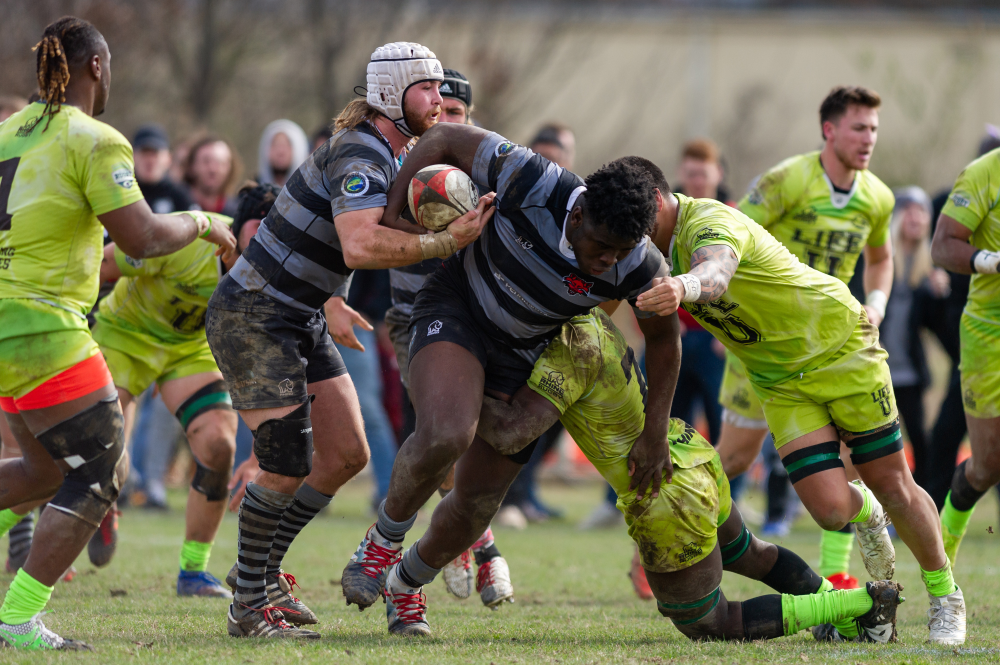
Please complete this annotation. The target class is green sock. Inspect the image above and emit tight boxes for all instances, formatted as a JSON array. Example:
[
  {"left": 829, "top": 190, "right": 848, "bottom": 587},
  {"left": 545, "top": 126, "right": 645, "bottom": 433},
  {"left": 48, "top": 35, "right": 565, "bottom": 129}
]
[
  {"left": 0, "top": 509, "right": 26, "bottom": 539},
  {"left": 941, "top": 492, "right": 974, "bottom": 539},
  {"left": 921, "top": 562, "right": 957, "bottom": 598},
  {"left": 781, "top": 588, "right": 873, "bottom": 635},
  {"left": 0, "top": 569, "right": 53, "bottom": 625},
  {"left": 818, "top": 529, "right": 854, "bottom": 578},
  {"left": 848, "top": 481, "right": 874, "bottom": 524},
  {"left": 815, "top": 576, "right": 859, "bottom": 638},
  {"left": 179, "top": 540, "right": 213, "bottom": 572}
]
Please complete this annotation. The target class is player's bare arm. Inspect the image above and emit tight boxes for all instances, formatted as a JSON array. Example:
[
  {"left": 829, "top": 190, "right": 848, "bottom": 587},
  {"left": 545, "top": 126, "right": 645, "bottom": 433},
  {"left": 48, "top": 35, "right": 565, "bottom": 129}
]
[
  {"left": 98, "top": 201, "right": 236, "bottom": 262},
  {"left": 861, "top": 239, "right": 893, "bottom": 325},
  {"left": 99, "top": 243, "right": 122, "bottom": 283},
  {"left": 932, "top": 214, "right": 1000, "bottom": 274},
  {"left": 635, "top": 244, "right": 738, "bottom": 316},
  {"left": 476, "top": 387, "right": 561, "bottom": 456}
]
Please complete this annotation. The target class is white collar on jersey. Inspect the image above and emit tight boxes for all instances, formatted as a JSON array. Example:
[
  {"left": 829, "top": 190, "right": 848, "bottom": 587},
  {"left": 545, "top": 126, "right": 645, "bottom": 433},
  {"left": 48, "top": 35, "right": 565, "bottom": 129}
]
[
  {"left": 822, "top": 172, "right": 859, "bottom": 210},
  {"left": 559, "top": 186, "right": 588, "bottom": 260}
]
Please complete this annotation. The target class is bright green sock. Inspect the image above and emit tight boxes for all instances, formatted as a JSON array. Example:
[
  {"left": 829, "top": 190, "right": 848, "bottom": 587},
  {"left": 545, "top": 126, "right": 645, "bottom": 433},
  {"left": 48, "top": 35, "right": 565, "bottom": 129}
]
[
  {"left": 179, "top": 540, "right": 213, "bottom": 572},
  {"left": 921, "top": 562, "right": 957, "bottom": 598},
  {"left": 0, "top": 509, "right": 26, "bottom": 539},
  {"left": 848, "top": 481, "right": 874, "bottom": 524},
  {"left": 818, "top": 529, "right": 854, "bottom": 578},
  {"left": 941, "top": 492, "right": 974, "bottom": 539},
  {"left": 781, "top": 588, "right": 873, "bottom": 635},
  {"left": 0, "top": 569, "right": 53, "bottom": 625},
  {"left": 816, "top": 575, "right": 859, "bottom": 638}
]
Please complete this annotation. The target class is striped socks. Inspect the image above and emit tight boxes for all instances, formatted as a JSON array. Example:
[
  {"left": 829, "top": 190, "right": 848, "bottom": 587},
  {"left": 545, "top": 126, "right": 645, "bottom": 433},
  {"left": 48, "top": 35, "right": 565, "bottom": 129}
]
[
  {"left": 266, "top": 483, "right": 331, "bottom": 576},
  {"left": 234, "top": 483, "right": 293, "bottom": 616}
]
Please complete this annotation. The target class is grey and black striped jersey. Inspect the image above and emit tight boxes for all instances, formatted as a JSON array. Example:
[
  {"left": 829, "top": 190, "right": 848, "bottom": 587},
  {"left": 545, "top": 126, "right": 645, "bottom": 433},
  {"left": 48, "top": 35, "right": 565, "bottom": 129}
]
[
  {"left": 227, "top": 122, "right": 397, "bottom": 312},
  {"left": 457, "top": 132, "right": 670, "bottom": 349}
]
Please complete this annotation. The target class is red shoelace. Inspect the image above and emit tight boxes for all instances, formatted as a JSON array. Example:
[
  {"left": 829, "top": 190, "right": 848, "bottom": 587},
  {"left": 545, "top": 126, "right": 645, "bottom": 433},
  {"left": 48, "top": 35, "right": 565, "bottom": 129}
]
[
  {"left": 458, "top": 550, "right": 472, "bottom": 571},
  {"left": 389, "top": 589, "right": 427, "bottom": 625},
  {"left": 359, "top": 541, "right": 401, "bottom": 580},
  {"left": 476, "top": 559, "right": 494, "bottom": 593},
  {"left": 275, "top": 572, "right": 303, "bottom": 603},
  {"left": 242, "top": 603, "right": 300, "bottom": 628}
]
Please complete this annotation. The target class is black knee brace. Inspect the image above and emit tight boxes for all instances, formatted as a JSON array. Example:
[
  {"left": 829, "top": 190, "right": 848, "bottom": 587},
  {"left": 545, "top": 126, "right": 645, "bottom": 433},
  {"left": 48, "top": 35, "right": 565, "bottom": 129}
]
[
  {"left": 949, "top": 459, "right": 986, "bottom": 512},
  {"left": 253, "top": 398, "right": 313, "bottom": 478},
  {"left": 720, "top": 521, "right": 752, "bottom": 566},
  {"left": 847, "top": 420, "right": 903, "bottom": 466},
  {"left": 657, "top": 587, "right": 722, "bottom": 626},
  {"left": 781, "top": 441, "right": 843, "bottom": 483},
  {"left": 36, "top": 395, "right": 126, "bottom": 527},
  {"left": 191, "top": 459, "right": 231, "bottom": 501},
  {"left": 175, "top": 379, "right": 232, "bottom": 430}
]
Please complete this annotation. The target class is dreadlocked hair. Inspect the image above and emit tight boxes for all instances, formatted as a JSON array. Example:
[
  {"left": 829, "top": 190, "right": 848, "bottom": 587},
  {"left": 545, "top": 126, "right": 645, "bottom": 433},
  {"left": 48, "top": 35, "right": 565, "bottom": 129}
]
[
  {"left": 583, "top": 161, "right": 658, "bottom": 243},
  {"left": 32, "top": 17, "right": 105, "bottom": 132}
]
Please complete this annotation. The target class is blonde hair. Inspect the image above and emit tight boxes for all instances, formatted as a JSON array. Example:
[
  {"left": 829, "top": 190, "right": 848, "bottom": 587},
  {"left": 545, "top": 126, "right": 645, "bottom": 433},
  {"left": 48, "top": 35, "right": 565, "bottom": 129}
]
[
  {"left": 891, "top": 206, "right": 934, "bottom": 289},
  {"left": 334, "top": 99, "right": 383, "bottom": 132}
]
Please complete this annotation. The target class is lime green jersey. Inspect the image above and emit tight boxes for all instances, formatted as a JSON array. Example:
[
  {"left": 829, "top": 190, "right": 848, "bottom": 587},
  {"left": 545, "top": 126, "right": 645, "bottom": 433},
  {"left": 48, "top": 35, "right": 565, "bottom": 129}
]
[
  {"left": 98, "top": 213, "right": 230, "bottom": 343},
  {"left": 526, "top": 309, "right": 717, "bottom": 495},
  {"left": 671, "top": 193, "right": 862, "bottom": 387},
  {"left": 941, "top": 148, "right": 1000, "bottom": 324},
  {"left": 0, "top": 102, "right": 144, "bottom": 317},
  {"left": 738, "top": 151, "right": 894, "bottom": 283}
]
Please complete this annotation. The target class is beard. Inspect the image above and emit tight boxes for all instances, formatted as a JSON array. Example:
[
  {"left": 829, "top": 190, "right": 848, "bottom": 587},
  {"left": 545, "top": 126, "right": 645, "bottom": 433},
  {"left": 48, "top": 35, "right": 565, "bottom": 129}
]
[{"left": 403, "top": 103, "right": 438, "bottom": 137}]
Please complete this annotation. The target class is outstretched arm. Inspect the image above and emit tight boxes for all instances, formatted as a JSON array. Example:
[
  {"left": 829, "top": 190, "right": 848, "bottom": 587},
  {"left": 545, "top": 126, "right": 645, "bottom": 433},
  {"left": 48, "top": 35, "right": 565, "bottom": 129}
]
[
  {"left": 477, "top": 386, "right": 561, "bottom": 456},
  {"left": 635, "top": 244, "right": 739, "bottom": 316},
  {"left": 932, "top": 214, "right": 998, "bottom": 274},
  {"left": 98, "top": 201, "right": 236, "bottom": 262}
]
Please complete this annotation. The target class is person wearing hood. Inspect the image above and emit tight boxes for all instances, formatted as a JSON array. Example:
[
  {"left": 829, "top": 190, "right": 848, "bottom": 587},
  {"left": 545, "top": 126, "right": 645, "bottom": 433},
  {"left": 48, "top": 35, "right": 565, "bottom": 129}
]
[{"left": 256, "top": 119, "right": 309, "bottom": 188}]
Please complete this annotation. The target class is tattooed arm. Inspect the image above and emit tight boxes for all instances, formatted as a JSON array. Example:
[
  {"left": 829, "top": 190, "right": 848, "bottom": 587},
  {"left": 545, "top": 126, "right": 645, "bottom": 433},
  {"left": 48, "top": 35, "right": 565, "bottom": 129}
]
[{"left": 635, "top": 244, "right": 738, "bottom": 316}]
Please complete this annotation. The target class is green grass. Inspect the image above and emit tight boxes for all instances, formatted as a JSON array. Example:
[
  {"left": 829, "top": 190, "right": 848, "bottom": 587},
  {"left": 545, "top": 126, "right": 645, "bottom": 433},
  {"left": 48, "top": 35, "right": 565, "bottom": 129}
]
[{"left": 3, "top": 478, "right": 999, "bottom": 664}]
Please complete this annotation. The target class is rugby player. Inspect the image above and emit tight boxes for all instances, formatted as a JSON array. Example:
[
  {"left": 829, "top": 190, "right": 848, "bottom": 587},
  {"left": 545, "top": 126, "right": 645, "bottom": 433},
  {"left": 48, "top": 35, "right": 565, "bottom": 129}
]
[
  {"left": 632, "top": 161, "right": 965, "bottom": 645},
  {"left": 716, "top": 87, "right": 895, "bottom": 594},
  {"left": 930, "top": 150, "right": 1000, "bottom": 601},
  {"left": 205, "top": 43, "right": 492, "bottom": 639},
  {"left": 0, "top": 17, "right": 235, "bottom": 650},
  {"left": 340, "top": 126, "right": 680, "bottom": 637}
]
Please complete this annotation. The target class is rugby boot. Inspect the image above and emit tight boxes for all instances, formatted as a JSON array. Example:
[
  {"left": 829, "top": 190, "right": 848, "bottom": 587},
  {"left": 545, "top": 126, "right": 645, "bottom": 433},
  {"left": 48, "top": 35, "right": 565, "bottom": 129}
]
[
  {"left": 177, "top": 570, "right": 233, "bottom": 598},
  {"left": 87, "top": 503, "right": 120, "bottom": 568},
  {"left": 0, "top": 614, "right": 91, "bottom": 651},
  {"left": 629, "top": 549, "right": 654, "bottom": 600},
  {"left": 827, "top": 572, "right": 860, "bottom": 590},
  {"left": 266, "top": 572, "right": 317, "bottom": 624},
  {"left": 226, "top": 604, "right": 320, "bottom": 639},
  {"left": 443, "top": 550, "right": 474, "bottom": 599},
  {"left": 855, "top": 580, "right": 904, "bottom": 644},
  {"left": 851, "top": 482, "right": 895, "bottom": 580},
  {"left": 810, "top": 623, "right": 847, "bottom": 642},
  {"left": 385, "top": 565, "right": 431, "bottom": 637},
  {"left": 342, "top": 523, "right": 402, "bottom": 610},
  {"left": 476, "top": 555, "right": 514, "bottom": 609},
  {"left": 927, "top": 586, "right": 966, "bottom": 645}
]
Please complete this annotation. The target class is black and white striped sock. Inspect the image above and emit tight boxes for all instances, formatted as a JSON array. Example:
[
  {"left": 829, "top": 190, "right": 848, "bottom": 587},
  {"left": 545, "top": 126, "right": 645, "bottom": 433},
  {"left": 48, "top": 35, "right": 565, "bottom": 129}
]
[
  {"left": 266, "top": 483, "right": 331, "bottom": 577},
  {"left": 8, "top": 512, "right": 35, "bottom": 567},
  {"left": 235, "top": 483, "right": 293, "bottom": 615}
]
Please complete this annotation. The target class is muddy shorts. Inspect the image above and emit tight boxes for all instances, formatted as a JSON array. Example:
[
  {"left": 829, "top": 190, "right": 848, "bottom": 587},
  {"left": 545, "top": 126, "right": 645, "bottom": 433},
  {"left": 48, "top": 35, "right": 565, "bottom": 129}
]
[
  {"left": 718, "top": 350, "right": 767, "bottom": 427},
  {"left": 205, "top": 276, "right": 347, "bottom": 410},
  {"left": 959, "top": 313, "right": 1000, "bottom": 420},
  {"left": 384, "top": 306, "right": 414, "bottom": 389}
]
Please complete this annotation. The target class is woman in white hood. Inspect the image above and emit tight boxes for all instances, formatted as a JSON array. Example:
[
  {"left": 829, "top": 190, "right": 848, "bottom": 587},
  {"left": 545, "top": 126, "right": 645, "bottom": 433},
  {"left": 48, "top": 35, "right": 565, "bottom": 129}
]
[{"left": 257, "top": 119, "right": 310, "bottom": 187}]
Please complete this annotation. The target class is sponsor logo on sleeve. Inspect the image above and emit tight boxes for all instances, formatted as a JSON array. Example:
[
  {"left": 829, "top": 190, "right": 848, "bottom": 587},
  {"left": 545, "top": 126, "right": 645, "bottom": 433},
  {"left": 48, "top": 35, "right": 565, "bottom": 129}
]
[
  {"left": 951, "top": 192, "right": 971, "bottom": 208},
  {"left": 495, "top": 141, "right": 515, "bottom": 157},
  {"left": 695, "top": 228, "right": 722, "bottom": 243},
  {"left": 537, "top": 370, "right": 565, "bottom": 398},
  {"left": 562, "top": 273, "right": 594, "bottom": 297},
  {"left": 427, "top": 319, "right": 443, "bottom": 336},
  {"left": 342, "top": 172, "right": 370, "bottom": 197},
  {"left": 112, "top": 167, "right": 135, "bottom": 189}
]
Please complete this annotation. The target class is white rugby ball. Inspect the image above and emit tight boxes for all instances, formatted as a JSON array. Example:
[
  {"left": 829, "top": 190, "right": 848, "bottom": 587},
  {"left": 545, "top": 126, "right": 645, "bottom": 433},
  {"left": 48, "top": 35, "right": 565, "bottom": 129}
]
[{"left": 407, "top": 164, "right": 479, "bottom": 232}]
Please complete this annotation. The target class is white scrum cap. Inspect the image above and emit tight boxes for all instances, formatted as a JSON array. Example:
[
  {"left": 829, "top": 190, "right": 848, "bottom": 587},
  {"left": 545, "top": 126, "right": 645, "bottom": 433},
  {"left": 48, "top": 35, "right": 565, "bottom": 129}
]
[{"left": 367, "top": 42, "right": 443, "bottom": 138}]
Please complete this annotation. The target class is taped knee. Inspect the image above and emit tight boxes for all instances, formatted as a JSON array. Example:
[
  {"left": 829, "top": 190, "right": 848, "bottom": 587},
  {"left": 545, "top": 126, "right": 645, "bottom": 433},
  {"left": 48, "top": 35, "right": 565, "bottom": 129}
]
[
  {"left": 191, "top": 459, "right": 231, "bottom": 501},
  {"left": 37, "top": 395, "right": 126, "bottom": 527},
  {"left": 253, "top": 398, "right": 313, "bottom": 478},
  {"left": 720, "top": 521, "right": 752, "bottom": 567},
  {"left": 847, "top": 421, "right": 903, "bottom": 466},
  {"left": 175, "top": 379, "right": 232, "bottom": 430},
  {"left": 657, "top": 587, "right": 722, "bottom": 627},
  {"left": 781, "top": 441, "right": 843, "bottom": 483}
]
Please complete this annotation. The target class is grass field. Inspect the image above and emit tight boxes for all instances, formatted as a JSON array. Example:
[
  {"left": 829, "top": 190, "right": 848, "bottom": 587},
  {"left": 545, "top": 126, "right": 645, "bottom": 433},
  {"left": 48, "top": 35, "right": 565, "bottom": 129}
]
[{"left": 2, "top": 477, "right": 999, "bottom": 664}]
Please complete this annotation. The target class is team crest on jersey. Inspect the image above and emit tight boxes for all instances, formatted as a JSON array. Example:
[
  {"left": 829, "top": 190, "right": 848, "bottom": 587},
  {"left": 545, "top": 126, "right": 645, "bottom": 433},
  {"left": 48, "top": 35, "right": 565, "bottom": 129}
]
[
  {"left": 112, "top": 167, "right": 135, "bottom": 189},
  {"left": 747, "top": 187, "right": 764, "bottom": 205},
  {"left": 123, "top": 255, "right": 143, "bottom": 269},
  {"left": 495, "top": 141, "right": 515, "bottom": 157},
  {"left": 951, "top": 192, "right": 971, "bottom": 208},
  {"left": 792, "top": 207, "right": 817, "bottom": 223},
  {"left": 537, "top": 370, "right": 565, "bottom": 398},
  {"left": 563, "top": 273, "right": 593, "bottom": 297},
  {"left": 342, "top": 172, "right": 369, "bottom": 197}
]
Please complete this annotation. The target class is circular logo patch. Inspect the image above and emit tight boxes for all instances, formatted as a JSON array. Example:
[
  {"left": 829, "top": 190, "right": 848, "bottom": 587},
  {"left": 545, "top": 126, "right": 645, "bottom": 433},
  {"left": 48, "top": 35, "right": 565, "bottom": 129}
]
[
  {"left": 495, "top": 141, "right": 515, "bottom": 157},
  {"left": 342, "top": 172, "right": 370, "bottom": 197}
]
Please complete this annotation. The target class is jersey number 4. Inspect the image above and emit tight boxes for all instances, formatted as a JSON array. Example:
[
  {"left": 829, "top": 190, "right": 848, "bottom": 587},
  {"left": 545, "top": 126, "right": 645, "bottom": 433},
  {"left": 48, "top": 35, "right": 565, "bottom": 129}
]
[{"left": 0, "top": 157, "right": 20, "bottom": 231}]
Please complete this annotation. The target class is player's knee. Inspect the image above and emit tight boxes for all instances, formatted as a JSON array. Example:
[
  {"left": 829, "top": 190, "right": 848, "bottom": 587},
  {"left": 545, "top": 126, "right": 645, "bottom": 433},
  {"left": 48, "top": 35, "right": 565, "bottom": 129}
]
[
  {"left": 191, "top": 458, "right": 231, "bottom": 502},
  {"left": 967, "top": 451, "right": 1000, "bottom": 489},
  {"left": 810, "top": 501, "right": 853, "bottom": 531},
  {"left": 190, "top": 419, "right": 237, "bottom": 471},
  {"left": 339, "top": 435, "right": 371, "bottom": 475},
  {"left": 658, "top": 588, "right": 729, "bottom": 641},
  {"left": 253, "top": 399, "right": 313, "bottom": 479},
  {"left": 416, "top": 420, "right": 474, "bottom": 465}
]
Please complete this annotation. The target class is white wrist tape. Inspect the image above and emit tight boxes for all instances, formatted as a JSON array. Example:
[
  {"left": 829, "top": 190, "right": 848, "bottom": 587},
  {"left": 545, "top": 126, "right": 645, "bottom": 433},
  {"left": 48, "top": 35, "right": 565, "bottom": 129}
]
[
  {"left": 972, "top": 249, "right": 1000, "bottom": 274},
  {"left": 190, "top": 211, "right": 212, "bottom": 238},
  {"left": 419, "top": 230, "right": 458, "bottom": 259},
  {"left": 865, "top": 289, "right": 888, "bottom": 321},
  {"left": 677, "top": 274, "right": 702, "bottom": 303}
]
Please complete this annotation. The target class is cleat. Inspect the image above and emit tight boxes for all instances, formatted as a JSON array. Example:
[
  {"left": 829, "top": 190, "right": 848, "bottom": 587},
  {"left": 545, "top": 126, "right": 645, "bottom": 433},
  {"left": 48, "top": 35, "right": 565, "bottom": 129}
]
[
  {"left": 927, "top": 586, "right": 966, "bottom": 645},
  {"left": 342, "top": 523, "right": 402, "bottom": 610},
  {"left": 87, "top": 504, "right": 120, "bottom": 568},
  {"left": 827, "top": 572, "right": 860, "bottom": 590},
  {"left": 0, "top": 613, "right": 91, "bottom": 651},
  {"left": 177, "top": 570, "right": 233, "bottom": 598},
  {"left": 443, "top": 550, "right": 474, "bottom": 599},
  {"left": 811, "top": 623, "right": 848, "bottom": 642},
  {"left": 852, "top": 482, "right": 895, "bottom": 580},
  {"left": 476, "top": 555, "right": 514, "bottom": 609},
  {"left": 855, "top": 580, "right": 904, "bottom": 643},
  {"left": 266, "top": 572, "right": 317, "bottom": 625},
  {"left": 226, "top": 604, "right": 320, "bottom": 639},
  {"left": 629, "top": 549, "right": 654, "bottom": 600},
  {"left": 60, "top": 566, "right": 76, "bottom": 583},
  {"left": 385, "top": 565, "right": 431, "bottom": 637}
]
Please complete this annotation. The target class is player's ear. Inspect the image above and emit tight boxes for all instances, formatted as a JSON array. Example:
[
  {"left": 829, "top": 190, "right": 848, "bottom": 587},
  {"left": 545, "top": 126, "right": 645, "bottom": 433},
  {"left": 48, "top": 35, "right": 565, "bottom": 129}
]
[{"left": 569, "top": 204, "right": 585, "bottom": 232}]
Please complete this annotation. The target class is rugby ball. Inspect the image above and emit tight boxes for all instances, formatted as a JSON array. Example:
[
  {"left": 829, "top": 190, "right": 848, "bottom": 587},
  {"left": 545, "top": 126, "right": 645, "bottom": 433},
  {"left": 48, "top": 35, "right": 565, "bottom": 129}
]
[{"left": 407, "top": 165, "right": 479, "bottom": 232}]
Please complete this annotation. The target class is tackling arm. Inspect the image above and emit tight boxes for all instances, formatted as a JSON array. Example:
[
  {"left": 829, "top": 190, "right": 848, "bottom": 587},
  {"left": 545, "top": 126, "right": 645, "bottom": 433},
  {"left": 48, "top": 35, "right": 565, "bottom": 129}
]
[
  {"left": 635, "top": 244, "right": 739, "bottom": 316},
  {"left": 931, "top": 214, "right": 997, "bottom": 274},
  {"left": 98, "top": 201, "right": 236, "bottom": 261},
  {"left": 476, "top": 386, "right": 561, "bottom": 456}
]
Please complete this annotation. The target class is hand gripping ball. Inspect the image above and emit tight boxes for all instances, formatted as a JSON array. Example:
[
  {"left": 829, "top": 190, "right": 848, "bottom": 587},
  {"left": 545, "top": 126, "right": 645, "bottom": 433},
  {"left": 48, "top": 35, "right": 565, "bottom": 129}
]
[{"left": 407, "top": 165, "right": 479, "bottom": 232}]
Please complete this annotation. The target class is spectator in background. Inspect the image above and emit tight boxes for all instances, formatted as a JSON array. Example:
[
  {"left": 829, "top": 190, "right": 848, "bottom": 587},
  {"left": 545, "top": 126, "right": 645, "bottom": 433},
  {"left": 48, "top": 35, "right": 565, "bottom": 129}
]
[
  {"left": 674, "top": 138, "right": 734, "bottom": 204},
  {"left": 881, "top": 187, "right": 950, "bottom": 489},
  {"left": 0, "top": 95, "right": 27, "bottom": 122},
  {"left": 256, "top": 119, "right": 309, "bottom": 188},
  {"left": 311, "top": 125, "right": 334, "bottom": 152},
  {"left": 183, "top": 135, "right": 240, "bottom": 216},
  {"left": 529, "top": 123, "right": 576, "bottom": 170},
  {"left": 132, "top": 124, "right": 193, "bottom": 213}
]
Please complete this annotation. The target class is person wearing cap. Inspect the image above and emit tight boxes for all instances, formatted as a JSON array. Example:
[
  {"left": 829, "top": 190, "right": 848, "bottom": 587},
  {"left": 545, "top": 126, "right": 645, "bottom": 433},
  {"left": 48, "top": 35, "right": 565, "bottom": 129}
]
[
  {"left": 204, "top": 42, "right": 492, "bottom": 639},
  {"left": 132, "top": 124, "right": 194, "bottom": 214}
]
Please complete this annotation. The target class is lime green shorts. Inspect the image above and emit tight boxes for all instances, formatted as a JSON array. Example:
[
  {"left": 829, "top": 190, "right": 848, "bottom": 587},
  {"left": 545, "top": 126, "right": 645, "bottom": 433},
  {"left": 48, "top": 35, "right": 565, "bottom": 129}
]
[
  {"left": 92, "top": 314, "right": 220, "bottom": 397},
  {"left": 0, "top": 299, "right": 100, "bottom": 399},
  {"left": 752, "top": 315, "right": 897, "bottom": 448},
  {"left": 960, "top": 313, "right": 1000, "bottom": 420},
  {"left": 718, "top": 351, "right": 767, "bottom": 426}
]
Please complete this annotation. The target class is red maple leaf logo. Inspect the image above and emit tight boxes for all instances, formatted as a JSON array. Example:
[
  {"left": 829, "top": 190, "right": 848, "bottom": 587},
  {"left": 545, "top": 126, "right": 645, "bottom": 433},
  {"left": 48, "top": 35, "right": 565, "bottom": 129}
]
[{"left": 563, "top": 273, "right": 594, "bottom": 297}]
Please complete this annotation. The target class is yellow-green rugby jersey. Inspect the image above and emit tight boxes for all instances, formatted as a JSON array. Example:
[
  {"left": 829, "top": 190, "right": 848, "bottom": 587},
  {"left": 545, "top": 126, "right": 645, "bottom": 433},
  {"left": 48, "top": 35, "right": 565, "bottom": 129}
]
[
  {"left": 738, "top": 151, "right": 894, "bottom": 283},
  {"left": 0, "top": 102, "right": 144, "bottom": 316},
  {"left": 941, "top": 148, "right": 1000, "bottom": 325},
  {"left": 97, "top": 213, "right": 231, "bottom": 344},
  {"left": 525, "top": 308, "right": 718, "bottom": 499},
  {"left": 670, "top": 193, "right": 862, "bottom": 387}
]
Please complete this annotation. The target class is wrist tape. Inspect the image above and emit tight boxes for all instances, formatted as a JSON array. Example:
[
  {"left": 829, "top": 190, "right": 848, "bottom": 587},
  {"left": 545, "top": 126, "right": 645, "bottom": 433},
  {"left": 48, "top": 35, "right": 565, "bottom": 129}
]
[
  {"left": 420, "top": 230, "right": 458, "bottom": 259},
  {"left": 972, "top": 249, "right": 1000, "bottom": 274},
  {"left": 865, "top": 289, "right": 888, "bottom": 321},
  {"left": 677, "top": 274, "right": 702, "bottom": 302},
  {"left": 190, "top": 211, "right": 212, "bottom": 238}
]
